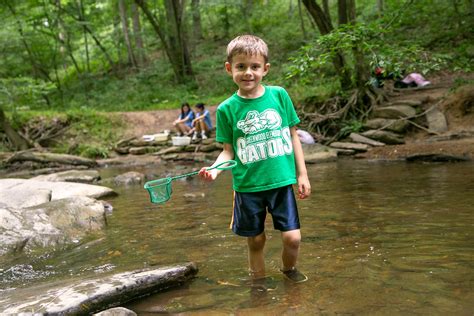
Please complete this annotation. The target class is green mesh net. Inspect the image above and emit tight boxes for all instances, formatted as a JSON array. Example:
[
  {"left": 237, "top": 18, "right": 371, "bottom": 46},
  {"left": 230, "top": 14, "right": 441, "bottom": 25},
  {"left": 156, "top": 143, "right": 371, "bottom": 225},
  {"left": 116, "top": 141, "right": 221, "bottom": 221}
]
[
  {"left": 144, "top": 177, "right": 173, "bottom": 204},
  {"left": 144, "top": 160, "right": 237, "bottom": 205}
]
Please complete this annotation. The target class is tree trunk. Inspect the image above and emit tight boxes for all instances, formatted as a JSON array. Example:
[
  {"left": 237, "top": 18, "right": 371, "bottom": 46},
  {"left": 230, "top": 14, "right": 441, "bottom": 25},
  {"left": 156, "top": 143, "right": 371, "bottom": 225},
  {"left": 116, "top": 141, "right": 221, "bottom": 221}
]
[
  {"left": 0, "top": 107, "right": 30, "bottom": 151},
  {"left": 338, "top": 0, "right": 348, "bottom": 26},
  {"left": 58, "top": 5, "right": 114, "bottom": 69},
  {"left": 302, "top": 0, "right": 351, "bottom": 90},
  {"left": 177, "top": 0, "right": 193, "bottom": 77},
  {"left": 302, "top": 0, "right": 332, "bottom": 34},
  {"left": 347, "top": 0, "right": 369, "bottom": 88},
  {"left": 222, "top": 1, "right": 230, "bottom": 39},
  {"left": 347, "top": 0, "right": 356, "bottom": 22},
  {"left": 164, "top": 0, "right": 194, "bottom": 80},
  {"left": 77, "top": 0, "right": 90, "bottom": 72},
  {"left": 297, "top": 0, "right": 307, "bottom": 39},
  {"left": 135, "top": 0, "right": 187, "bottom": 82},
  {"left": 6, "top": 2, "right": 53, "bottom": 83},
  {"left": 376, "top": 0, "right": 384, "bottom": 16},
  {"left": 191, "top": 0, "right": 203, "bottom": 40},
  {"left": 322, "top": 0, "right": 333, "bottom": 29},
  {"left": 131, "top": 1, "right": 145, "bottom": 67},
  {"left": 56, "top": 0, "right": 67, "bottom": 71},
  {"left": 83, "top": 24, "right": 115, "bottom": 68},
  {"left": 119, "top": 0, "right": 137, "bottom": 68}
]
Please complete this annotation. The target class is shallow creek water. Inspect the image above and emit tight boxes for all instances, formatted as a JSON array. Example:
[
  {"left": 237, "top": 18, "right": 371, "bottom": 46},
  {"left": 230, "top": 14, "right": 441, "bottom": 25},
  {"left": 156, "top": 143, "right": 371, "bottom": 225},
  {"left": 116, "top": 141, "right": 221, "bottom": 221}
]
[{"left": 1, "top": 160, "right": 473, "bottom": 314}]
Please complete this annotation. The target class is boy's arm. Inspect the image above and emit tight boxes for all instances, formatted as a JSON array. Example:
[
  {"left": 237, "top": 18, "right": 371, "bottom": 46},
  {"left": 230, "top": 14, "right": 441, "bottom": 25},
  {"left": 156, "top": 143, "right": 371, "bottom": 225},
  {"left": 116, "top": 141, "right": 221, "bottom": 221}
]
[
  {"left": 198, "top": 143, "right": 234, "bottom": 181},
  {"left": 290, "top": 126, "right": 311, "bottom": 199}
]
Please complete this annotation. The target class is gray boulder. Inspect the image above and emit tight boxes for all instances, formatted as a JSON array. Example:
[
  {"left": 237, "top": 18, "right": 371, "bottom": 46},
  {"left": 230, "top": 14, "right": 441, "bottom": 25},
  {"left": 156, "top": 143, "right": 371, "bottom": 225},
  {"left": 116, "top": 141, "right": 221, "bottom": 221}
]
[
  {"left": 425, "top": 107, "right": 448, "bottom": 133},
  {"left": 0, "top": 196, "right": 107, "bottom": 255},
  {"left": 361, "top": 130, "right": 405, "bottom": 145},
  {"left": 0, "top": 178, "right": 116, "bottom": 209},
  {"left": 364, "top": 118, "right": 409, "bottom": 133},
  {"left": 329, "top": 142, "right": 369, "bottom": 152},
  {"left": 349, "top": 133, "right": 385, "bottom": 146},
  {"left": 388, "top": 99, "right": 422, "bottom": 107},
  {"left": 114, "top": 171, "right": 145, "bottom": 185},
  {"left": 372, "top": 105, "right": 416, "bottom": 119},
  {"left": 302, "top": 144, "right": 338, "bottom": 163},
  {"left": 32, "top": 169, "right": 101, "bottom": 183},
  {"left": 1, "top": 263, "right": 198, "bottom": 315}
]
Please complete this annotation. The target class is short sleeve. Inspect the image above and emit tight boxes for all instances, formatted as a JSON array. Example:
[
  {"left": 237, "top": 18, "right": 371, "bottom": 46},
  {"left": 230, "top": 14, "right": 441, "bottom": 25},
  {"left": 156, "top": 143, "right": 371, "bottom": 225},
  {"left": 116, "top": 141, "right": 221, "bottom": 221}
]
[
  {"left": 280, "top": 88, "right": 300, "bottom": 127},
  {"left": 216, "top": 106, "right": 232, "bottom": 144}
]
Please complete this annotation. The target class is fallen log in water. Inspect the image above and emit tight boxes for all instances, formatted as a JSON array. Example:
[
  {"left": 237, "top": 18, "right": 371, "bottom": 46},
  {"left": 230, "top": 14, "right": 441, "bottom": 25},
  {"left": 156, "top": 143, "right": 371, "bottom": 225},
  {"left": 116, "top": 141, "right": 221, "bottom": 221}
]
[{"left": 0, "top": 263, "right": 198, "bottom": 314}]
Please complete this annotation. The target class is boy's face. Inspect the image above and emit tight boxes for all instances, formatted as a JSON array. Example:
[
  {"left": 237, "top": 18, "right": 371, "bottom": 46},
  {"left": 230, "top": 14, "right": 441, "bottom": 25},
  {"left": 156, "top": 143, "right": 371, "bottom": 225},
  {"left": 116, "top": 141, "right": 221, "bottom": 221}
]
[{"left": 225, "top": 53, "right": 270, "bottom": 98}]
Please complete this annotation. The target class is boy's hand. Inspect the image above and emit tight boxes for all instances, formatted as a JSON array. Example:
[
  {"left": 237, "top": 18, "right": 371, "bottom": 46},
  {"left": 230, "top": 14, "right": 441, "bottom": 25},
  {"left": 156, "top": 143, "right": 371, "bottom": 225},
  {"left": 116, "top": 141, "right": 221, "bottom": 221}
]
[
  {"left": 297, "top": 174, "right": 311, "bottom": 199},
  {"left": 198, "top": 167, "right": 218, "bottom": 181}
]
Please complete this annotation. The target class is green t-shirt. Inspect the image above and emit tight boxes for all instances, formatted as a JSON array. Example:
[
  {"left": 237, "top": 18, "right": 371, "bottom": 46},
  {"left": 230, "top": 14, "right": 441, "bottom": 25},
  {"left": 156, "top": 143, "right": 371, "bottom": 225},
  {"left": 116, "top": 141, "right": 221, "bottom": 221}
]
[{"left": 216, "top": 85, "right": 300, "bottom": 192}]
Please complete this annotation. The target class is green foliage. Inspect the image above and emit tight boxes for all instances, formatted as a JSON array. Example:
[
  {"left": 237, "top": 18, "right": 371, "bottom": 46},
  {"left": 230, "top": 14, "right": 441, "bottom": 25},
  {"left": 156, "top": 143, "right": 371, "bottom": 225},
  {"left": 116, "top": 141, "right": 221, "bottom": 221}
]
[
  {"left": 286, "top": 21, "right": 453, "bottom": 87},
  {"left": 0, "top": 78, "right": 56, "bottom": 111},
  {"left": 450, "top": 77, "right": 474, "bottom": 92},
  {"left": 68, "top": 143, "right": 110, "bottom": 159},
  {"left": 7, "top": 108, "right": 123, "bottom": 157},
  {"left": 0, "top": 0, "right": 471, "bottom": 119},
  {"left": 338, "top": 119, "right": 364, "bottom": 138}
]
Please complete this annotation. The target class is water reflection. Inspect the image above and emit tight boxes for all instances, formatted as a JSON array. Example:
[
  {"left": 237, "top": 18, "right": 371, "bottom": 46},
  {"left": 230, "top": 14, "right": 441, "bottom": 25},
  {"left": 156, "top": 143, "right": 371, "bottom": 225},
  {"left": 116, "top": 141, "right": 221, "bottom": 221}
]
[{"left": 1, "top": 160, "right": 473, "bottom": 314}]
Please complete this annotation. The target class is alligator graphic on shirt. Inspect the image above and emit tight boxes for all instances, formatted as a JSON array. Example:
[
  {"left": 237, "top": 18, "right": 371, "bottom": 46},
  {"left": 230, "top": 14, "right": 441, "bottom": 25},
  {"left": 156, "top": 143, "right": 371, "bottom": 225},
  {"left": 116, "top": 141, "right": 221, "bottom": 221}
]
[{"left": 236, "top": 109, "right": 282, "bottom": 135}]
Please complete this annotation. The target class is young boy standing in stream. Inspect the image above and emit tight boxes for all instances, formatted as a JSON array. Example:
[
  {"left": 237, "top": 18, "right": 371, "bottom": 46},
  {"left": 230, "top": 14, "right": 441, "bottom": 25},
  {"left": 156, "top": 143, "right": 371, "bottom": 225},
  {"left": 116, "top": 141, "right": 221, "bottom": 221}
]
[{"left": 198, "top": 35, "right": 311, "bottom": 285}]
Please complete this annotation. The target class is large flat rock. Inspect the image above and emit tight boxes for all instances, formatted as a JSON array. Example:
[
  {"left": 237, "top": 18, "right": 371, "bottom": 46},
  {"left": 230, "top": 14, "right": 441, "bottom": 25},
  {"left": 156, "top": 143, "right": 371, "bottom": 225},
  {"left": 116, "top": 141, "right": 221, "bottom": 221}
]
[
  {"left": 0, "top": 196, "right": 107, "bottom": 255},
  {"left": 0, "top": 178, "right": 116, "bottom": 209},
  {"left": 1, "top": 263, "right": 198, "bottom": 315},
  {"left": 32, "top": 169, "right": 101, "bottom": 183}
]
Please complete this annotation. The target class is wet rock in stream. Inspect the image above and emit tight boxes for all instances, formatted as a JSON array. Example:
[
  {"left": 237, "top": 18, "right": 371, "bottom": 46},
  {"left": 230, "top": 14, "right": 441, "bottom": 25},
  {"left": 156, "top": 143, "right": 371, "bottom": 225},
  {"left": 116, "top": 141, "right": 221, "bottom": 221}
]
[{"left": 0, "top": 196, "right": 108, "bottom": 255}]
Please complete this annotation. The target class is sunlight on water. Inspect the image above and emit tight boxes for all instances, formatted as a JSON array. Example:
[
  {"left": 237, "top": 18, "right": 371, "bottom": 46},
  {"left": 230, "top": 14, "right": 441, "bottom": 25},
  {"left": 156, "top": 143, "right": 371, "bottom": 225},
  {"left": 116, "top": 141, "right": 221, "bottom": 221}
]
[{"left": 1, "top": 160, "right": 473, "bottom": 314}]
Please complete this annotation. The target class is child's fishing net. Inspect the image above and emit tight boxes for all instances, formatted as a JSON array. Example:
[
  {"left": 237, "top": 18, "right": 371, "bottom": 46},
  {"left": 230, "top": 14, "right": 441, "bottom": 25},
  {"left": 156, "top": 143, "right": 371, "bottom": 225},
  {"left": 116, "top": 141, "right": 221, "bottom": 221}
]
[{"left": 144, "top": 160, "right": 237, "bottom": 205}]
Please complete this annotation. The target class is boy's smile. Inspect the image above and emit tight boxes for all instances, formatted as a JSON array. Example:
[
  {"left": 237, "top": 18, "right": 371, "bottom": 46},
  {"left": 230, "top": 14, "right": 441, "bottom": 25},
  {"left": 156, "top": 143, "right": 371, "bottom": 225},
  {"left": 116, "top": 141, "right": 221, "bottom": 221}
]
[{"left": 225, "top": 54, "right": 270, "bottom": 99}]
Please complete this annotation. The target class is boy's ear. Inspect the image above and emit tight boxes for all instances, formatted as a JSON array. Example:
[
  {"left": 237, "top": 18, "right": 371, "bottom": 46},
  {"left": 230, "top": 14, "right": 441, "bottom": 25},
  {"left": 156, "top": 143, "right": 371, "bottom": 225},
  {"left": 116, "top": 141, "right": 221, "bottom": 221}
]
[
  {"left": 263, "top": 63, "right": 271, "bottom": 76},
  {"left": 225, "top": 62, "right": 232, "bottom": 75}
]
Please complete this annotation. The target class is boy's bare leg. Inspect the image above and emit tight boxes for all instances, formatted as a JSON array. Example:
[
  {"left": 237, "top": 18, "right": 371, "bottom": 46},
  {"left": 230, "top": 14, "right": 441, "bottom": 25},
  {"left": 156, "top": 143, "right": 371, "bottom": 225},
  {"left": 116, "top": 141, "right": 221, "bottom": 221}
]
[
  {"left": 281, "top": 229, "right": 301, "bottom": 271},
  {"left": 247, "top": 232, "right": 266, "bottom": 279}
]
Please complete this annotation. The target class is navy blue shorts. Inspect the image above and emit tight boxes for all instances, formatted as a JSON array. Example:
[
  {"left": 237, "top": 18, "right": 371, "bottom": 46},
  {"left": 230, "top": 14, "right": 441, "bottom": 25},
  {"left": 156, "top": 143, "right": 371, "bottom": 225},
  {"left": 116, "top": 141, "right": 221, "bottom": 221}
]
[{"left": 231, "top": 185, "right": 300, "bottom": 237}]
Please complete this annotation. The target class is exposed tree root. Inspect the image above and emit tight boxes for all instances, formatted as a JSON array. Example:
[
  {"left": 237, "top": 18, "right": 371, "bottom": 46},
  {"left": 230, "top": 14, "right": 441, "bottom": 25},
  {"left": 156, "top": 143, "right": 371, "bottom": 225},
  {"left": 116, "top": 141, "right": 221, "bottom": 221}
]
[{"left": 298, "top": 86, "right": 386, "bottom": 144}]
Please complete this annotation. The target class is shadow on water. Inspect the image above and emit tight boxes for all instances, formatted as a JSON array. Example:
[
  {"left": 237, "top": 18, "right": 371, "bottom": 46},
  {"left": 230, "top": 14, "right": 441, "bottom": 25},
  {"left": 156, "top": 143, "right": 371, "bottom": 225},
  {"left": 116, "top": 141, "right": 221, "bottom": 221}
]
[{"left": 1, "top": 160, "right": 473, "bottom": 314}]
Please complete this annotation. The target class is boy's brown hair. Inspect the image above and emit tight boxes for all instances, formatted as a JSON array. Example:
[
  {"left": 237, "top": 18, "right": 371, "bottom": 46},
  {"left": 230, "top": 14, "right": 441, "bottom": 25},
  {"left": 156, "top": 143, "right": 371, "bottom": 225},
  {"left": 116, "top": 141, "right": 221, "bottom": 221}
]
[{"left": 226, "top": 35, "right": 269, "bottom": 64}]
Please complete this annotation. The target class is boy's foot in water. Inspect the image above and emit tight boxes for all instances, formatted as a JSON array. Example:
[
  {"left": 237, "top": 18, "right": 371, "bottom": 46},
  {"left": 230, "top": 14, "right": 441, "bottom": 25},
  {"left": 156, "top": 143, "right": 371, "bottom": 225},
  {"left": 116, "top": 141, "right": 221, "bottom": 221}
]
[
  {"left": 249, "top": 276, "right": 278, "bottom": 292},
  {"left": 281, "top": 267, "right": 308, "bottom": 283}
]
